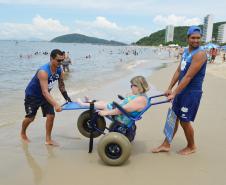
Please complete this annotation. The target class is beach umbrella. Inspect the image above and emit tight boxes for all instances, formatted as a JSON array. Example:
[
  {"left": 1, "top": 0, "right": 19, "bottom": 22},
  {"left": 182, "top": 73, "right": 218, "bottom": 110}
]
[
  {"left": 220, "top": 45, "right": 226, "bottom": 50},
  {"left": 204, "top": 43, "right": 219, "bottom": 49}
]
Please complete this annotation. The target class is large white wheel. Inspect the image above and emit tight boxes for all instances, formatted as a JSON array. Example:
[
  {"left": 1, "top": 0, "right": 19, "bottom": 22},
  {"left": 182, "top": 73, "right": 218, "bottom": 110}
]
[
  {"left": 77, "top": 110, "right": 106, "bottom": 138},
  {"left": 97, "top": 132, "right": 132, "bottom": 166}
]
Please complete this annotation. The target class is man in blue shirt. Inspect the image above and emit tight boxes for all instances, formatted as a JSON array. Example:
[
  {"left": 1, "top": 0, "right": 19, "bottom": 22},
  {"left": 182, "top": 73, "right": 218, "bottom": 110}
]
[
  {"left": 152, "top": 26, "right": 207, "bottom": 155},
  {"left": 21, "top": 49, "right": 72, "bottom": 146}
]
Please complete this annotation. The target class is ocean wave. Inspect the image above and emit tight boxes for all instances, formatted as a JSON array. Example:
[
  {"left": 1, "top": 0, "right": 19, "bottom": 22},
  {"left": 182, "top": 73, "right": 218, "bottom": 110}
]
[
  {"left": 53, "top": 87, "right": 89, "bottom": 104},
  {"left": 68, "top": 88, "right": 88, "bottom": 96},
  {"left": 123, "top": 59, "right": 149, "bottom": 70}
]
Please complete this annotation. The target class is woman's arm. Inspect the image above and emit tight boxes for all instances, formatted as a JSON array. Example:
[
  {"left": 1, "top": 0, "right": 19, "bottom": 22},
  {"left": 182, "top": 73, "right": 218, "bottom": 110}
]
[{"left": 98, "top": 96, "right": 147, "bottom": 116}]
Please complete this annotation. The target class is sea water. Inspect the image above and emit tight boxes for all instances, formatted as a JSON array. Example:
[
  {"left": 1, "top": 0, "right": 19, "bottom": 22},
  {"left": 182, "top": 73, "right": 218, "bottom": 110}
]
[{"left": 0, "top": 40, "right": 173, "bottom": 126}]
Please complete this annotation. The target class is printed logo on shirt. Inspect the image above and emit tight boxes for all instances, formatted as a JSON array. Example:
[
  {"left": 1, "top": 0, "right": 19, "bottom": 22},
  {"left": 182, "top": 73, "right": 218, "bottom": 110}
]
[
  {"left": 181, "top": 58, "right": 187, "bottom": 71},
  {"left": 48, "top": 74, "right": 60, "bottom": 91}
]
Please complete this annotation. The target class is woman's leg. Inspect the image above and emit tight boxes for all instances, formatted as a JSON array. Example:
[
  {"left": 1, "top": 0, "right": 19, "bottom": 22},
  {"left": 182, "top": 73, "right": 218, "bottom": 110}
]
[{"left": 77, "top": 99, "right": 108, "bottom": 110}]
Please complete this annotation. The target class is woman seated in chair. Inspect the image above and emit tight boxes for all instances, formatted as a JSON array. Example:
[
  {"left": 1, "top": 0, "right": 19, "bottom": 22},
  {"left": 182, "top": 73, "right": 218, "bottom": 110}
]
[{"left": 77, "top": 76, "right": 149, "bottom": 125}]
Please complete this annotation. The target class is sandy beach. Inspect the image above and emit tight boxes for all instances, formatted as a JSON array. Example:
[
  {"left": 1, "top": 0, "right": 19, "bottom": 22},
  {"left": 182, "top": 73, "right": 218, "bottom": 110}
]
[
  {"left": 0, "top": 57, "right": 226, "bottom": 185},
  {"left": 206, "top": 54, "right": 226, "bottom": 79}
]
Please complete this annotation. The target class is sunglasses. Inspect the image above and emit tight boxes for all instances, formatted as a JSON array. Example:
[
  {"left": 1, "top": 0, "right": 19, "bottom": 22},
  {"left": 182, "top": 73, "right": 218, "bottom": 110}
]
[
  {"left": 56, "top": 59, "right": 64, "bottom": 63},
  {"left": 130, "top": 84, "right": 137, "bottom": 88}
]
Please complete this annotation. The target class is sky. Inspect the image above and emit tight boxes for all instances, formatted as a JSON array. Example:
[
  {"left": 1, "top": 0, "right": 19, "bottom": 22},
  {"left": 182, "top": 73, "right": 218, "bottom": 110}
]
[{"left": 0, "top": 0, "right": 225, "bottom": 43}]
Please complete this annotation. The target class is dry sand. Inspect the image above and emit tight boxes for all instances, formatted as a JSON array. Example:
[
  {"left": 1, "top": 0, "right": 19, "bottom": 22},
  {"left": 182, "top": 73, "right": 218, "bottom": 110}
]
[
  {"left": 0, "top": 60, "right": 226, "bottom": 185},
  {"left": 206, "top": 54, "right": 226, "bottom": 79}
]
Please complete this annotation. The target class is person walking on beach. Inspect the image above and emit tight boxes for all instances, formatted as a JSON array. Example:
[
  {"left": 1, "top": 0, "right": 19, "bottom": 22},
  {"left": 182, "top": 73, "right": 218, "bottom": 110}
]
[
  {"left": 222, "top": 52, "right": 225, "bottom": 63},
  {"left": 152, "top": 26, "right": 207, "bottom": 155},
  {"left": 20, "top": 49, "right": 72, "bottom": 146},
  {"left": 210, "top": 48, "right": 217, "bottom": 63}
]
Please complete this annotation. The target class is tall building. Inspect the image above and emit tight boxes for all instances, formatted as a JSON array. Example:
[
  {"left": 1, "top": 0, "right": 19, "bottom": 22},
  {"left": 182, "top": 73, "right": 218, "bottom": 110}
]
[
  {"left": 202, "top": 14, "right": 214, "bottom": 43},
  {"left": 217, "top": 24, "right": 226, "bottom": 43},
  {"left": 165, "top": 25, "right": 174, "bottom": 43}
]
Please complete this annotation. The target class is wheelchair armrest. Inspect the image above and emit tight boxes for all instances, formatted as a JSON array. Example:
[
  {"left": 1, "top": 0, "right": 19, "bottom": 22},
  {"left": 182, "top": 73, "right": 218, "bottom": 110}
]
[
  {"left": 112, "top": 101, "right": 132, "bottom": 119},
  {"left": 117, "top": 94, "right": 125, "bottom": 100}
]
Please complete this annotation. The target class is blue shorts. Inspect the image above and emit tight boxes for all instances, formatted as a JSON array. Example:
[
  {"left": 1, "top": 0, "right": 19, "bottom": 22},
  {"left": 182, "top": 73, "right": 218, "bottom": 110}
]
[{"left": 172, "top": 90, "right": 202, "bottom": 122}]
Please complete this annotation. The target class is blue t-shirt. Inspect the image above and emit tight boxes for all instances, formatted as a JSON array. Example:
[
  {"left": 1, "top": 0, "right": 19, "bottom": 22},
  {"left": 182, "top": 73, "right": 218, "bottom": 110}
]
[
  {"left": 179, "top": 46, "right": 207, "bottom": 92},
  {"left": 25, "top": 63, "right": 62, "bottom": 98}
]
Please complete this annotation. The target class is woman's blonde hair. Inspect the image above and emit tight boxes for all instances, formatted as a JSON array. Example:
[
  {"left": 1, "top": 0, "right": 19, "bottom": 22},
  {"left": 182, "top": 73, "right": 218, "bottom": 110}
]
[{"left": 130, "top": 76, "right": 149, "bottom": 93}]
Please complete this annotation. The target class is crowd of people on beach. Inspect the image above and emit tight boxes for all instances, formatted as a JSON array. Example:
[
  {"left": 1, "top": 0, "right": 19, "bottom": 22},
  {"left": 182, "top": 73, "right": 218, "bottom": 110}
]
[
  {"left": 17, "top": 47, "right": 148, "bottom": 76},
  {"left": 20, "top": 26, "right": 223, "bottom": 157},
  {"left": 19, "top": 51, "right": 49, "bottom": 59},
  {"left": 19, "top": 50, "right": 73, "bottom": 72}
]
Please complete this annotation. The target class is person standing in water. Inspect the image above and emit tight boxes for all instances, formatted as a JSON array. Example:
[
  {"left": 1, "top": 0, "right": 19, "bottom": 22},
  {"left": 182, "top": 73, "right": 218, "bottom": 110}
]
[
  {"left": 21, "top": 49, "right": 72, "bottom": 146},
  {"left": 152, "top": 26, "right": 207, "bottom": 155},
  {"left": 62, "top": 51, "right": 72, "bottom": 72}
]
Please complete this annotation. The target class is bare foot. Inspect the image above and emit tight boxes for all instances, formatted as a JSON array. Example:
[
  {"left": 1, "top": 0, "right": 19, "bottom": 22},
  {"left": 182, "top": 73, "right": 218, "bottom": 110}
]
[
  {"left": 76, "top": 98, "right": 83, "bottom": 105},
  {"left": 21, "top": 134, "right": 31, "bottom": 143},
  {"left": 76, "top": 98, "right": 90, "bottom": 107},
  {"left": 151, "top": 144, "right": 170, "bottom": 153},
  {"left": 178, "top": 146, "right": 196, "bottom": 155},
  {"left": 45, "top": 140, "right": 59, "bottom": 147},
  {"left": 84, "top": 96, "right": 90, "bottom": 102}
]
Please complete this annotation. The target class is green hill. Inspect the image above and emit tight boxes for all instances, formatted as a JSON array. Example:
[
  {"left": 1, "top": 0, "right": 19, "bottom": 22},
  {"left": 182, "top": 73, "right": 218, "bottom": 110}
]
[
  {"left": 136, "top": 21, "right": 226, "bottom": 46},
  {"left": 51, "top": 33, "right": 127, "bottom": 46}
]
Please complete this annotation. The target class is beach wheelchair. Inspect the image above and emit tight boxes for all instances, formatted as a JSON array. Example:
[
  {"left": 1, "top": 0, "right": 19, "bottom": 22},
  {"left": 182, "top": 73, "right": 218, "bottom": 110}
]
[{"left": 62, "top": 94, "right": 168, "bottom": 166}]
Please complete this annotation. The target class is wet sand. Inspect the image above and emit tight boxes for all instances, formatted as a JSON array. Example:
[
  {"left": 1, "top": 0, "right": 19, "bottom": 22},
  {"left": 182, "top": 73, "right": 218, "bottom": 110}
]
[{"left": 0, "top": 60, "right": 226, "bottom": 185}]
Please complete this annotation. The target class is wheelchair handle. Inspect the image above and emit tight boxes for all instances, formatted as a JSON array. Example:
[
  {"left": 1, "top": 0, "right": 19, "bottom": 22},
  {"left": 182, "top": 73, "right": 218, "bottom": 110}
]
[
  {"left": 151, "top": 100, "right": 170, "bottom": 105},
  {"left": 149, "top": 93, "right": 170, "bottom": 105},
  {"left": 117, "top": 94, "right": 125, "bottom": 100},
  {"left": 149, "top": 93, "right": 166, "bottom": 99}
]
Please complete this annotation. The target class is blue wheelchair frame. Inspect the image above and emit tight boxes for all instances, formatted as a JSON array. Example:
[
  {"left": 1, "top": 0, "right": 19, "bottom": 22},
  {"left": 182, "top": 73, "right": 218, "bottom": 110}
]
[{"left": 62, "top": 94, "right": 169, "bottom": 153}]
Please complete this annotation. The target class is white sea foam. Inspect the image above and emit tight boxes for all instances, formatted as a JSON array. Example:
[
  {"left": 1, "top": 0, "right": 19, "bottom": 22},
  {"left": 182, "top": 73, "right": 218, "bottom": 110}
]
[{"left": 124, "top": 59, "right": 148, "bottom": 70}]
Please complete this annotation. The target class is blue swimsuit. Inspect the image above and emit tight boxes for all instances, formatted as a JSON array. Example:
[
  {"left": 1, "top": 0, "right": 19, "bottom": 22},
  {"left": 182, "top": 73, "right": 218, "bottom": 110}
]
[{"left": 107, "top": 94, "right": 147, "bottom": 125}]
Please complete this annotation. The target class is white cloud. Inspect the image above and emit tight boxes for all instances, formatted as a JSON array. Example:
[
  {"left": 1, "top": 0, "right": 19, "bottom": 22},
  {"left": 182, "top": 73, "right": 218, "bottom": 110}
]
[
  {"left": 93, "top": 17, "right": 119, "bottom": 29},
  {"left": 153, "top": 14, "right": 202, "bottom": 27},
  {"left": 0, "top": 15, "right": 148, "bottom": 42},
  {"left": 0, "top": 15, "right": 70, "bottom": 40},
  {"left": 32, "top": 15, "right": 69, "bottom": 33},
  {"left": 74, "top": 16, "right": 149, "bottom": 43}
]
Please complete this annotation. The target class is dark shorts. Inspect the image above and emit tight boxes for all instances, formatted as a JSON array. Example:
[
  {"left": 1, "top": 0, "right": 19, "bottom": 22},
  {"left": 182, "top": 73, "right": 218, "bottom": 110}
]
[
  {"left": 24, "top": 96, "right": 55, "bottom": 118},
  {"left": 172, "top": 90, "right": 202, "bottom": 122}
]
